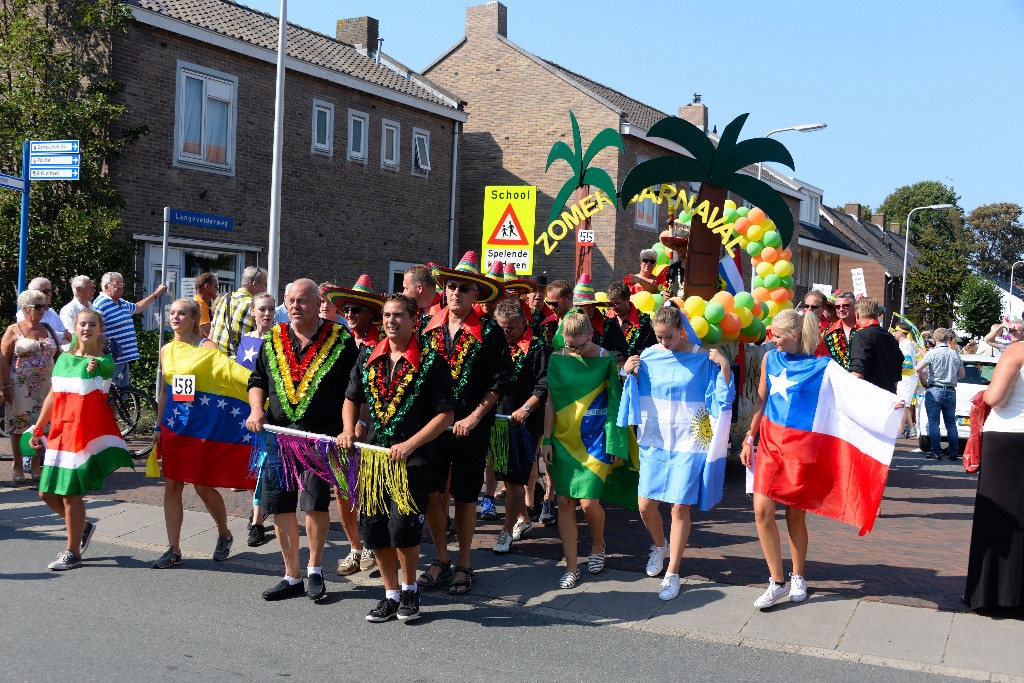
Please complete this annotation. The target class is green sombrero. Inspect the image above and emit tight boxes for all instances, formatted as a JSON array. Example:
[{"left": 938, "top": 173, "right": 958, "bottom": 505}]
[
  {"left": 429, "top": 251, "right": 504, "bottom": 304},
  {"left": 324, "top": 274, "right": 384, "bottom": 314}
]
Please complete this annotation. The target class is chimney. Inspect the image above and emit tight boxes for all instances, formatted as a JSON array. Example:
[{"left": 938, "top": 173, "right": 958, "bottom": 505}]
[
  {"left": 870, "top": 213, "right": 885, "bottom": 228},
  {"left": 845, "top": 203, "right": 862, "bottom": 219},
  {"left": 887, "top": 221, "right": 901, "bottom": 235},
  {"left": 678, "top": 96, "right": 708, "bottom": 133},
  {"left": 337, "top": 16, "right": 379, "bottom": 52},
  {"left": 466, "top": 2, "right": 508, "bottom": 40}
]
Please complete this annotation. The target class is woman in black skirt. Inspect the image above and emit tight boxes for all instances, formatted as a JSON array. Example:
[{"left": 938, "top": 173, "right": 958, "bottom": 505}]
[{"left": 964, "top": 339, "right": 1024, "bottom": 611}]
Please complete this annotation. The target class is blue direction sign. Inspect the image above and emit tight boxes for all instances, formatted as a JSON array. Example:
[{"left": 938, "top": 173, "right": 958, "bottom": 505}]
[
  {"left": 30, "top": 139, "right": 80, "bottom": 181},
  {"left": 30, "top": 167, "right": 79, "bottom": 180},
  {"left": 30, "top": 154, "right": 80, "bottom": 166},
  {"left": 30, "top": 139, "right": 79, "bottom": 153},
  {"left": 0, "top": 172, "right": 25, "bottom": 192},
  {"left": 169, "top": 208, "right": 234, "bottom": 231}
]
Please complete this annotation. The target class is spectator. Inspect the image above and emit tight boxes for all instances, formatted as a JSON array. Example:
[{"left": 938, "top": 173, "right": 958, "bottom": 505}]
[
  {"left": 624, "top": 248, "right": 667, "bottom": 295},
  {"left": 402, "top": 264, "right": 442, "bottom": 324},
  {"left": 607, "top": 281, "right": 656, "bottom": 357},
  {"left": 193, "top": 273, "right": 219, "bottom": 338},
  {"left": 92, "top": 272, "right": 167, "bottom": 388},
  {"left": 59, "top": 275, "right": 95, "bottom": 333},
  {"left": 17, "top": 277, "right": 70, "bottom": 343},
  {"left": 209, "top": 266, "right": 266, "bottom": 357},
  {"left": 822, "top": 291, "right": 857, "bottom": 370},
  {"left": 850, "top": 297, "right": 904, "bottom": 394},
  {"left": 802, "top": 290, "right": 831, "bottom": 357},
  {"left": 978, "top": 320, "right": 1023, "bottom": 356},
  {"left": 915, "top": 327, "right": 965, "bottom": 461},
  {"left": 892, "top": 323, "right": 922, "bottom": 438}
]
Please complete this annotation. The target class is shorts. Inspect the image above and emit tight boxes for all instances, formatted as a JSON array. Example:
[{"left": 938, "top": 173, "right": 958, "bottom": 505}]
[
  {"left": 429, "top": 427, "right": 490, "bottom": 503},
  {"left": 360, "top": 463, "right": 431, "bottom": 550},
  {"left": 259, "top": 462, "right": 332, "bottom": 515}
]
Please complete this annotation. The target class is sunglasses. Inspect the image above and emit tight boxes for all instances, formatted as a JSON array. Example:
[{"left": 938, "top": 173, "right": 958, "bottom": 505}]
[
  {"left": 805, "top": 304, "right": 822, "bottom": 310},
  {"left": 565, "top": 341, "right": 589, "bottom": 352},
  {"left": 836, "top": 304, "right": 851, "bottom": 309},
  {"left": 22, "top": 304, "right": 45, "bottom": 311},
  {"left": 544, "top": 300, "right": 561, "bottom": 307},
  {"left": 641, "top": 259, "right": 657, "bottom": 264},
  {"left": 38, "top": 288, "right": 52, "bottom": 294},
  {"left": 343, "top": 306, "right": 364, "bottom": 315},
  {"left": 445, "top": 282, "right": 475, "bottom": 294}
]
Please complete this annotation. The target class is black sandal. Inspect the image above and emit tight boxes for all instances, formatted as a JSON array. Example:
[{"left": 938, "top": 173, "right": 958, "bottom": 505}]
[
  {"left": 417, "top": 559, "right": 453, "bottom": 588},
  {"left": 448, "top": 566, "right": 475, "bottom": 595}
]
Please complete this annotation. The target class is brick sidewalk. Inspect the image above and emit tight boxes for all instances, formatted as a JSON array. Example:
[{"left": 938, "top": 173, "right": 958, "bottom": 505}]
[{"left": 1, "top": 437, "right": 975, "bottom": 610}]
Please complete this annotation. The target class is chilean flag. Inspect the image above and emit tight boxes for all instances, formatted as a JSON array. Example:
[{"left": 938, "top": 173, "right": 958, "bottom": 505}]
[{"left": 756, "top": 350, "right": 902, "bottom": 535}]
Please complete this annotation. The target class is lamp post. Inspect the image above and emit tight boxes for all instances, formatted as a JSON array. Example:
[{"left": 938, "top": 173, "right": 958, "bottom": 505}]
[
  {"left": 900, "top": 203, "right": 954, "bottom": 318},
  {"left": 757, "top": 123, "right": 827, "bottom": 182},
  {"left": 1010, "top": 260, "right": 1024, "bottom": 319},
  {"left": 265, "top": 0, "right": 287, "bottom": 300}
]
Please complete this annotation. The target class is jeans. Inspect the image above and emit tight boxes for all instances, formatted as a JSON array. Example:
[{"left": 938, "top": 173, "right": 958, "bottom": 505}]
[
  {"left": 112, "top": 361, "right": 131, "bottom": 388},
  {"left": 925, "top": 386, "right": 957, "bottom": 456}
]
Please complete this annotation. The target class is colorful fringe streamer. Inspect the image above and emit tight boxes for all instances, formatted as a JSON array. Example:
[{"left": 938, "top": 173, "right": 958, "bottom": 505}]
[
  {"left": 357, "top": 445, "right": 417, "bottom": 517},
  {"left": 249, "top": 431, "right": 360, "bottom": 506},
  {"left": 489, "top": 420, "right": 536, "bottom": 476}
]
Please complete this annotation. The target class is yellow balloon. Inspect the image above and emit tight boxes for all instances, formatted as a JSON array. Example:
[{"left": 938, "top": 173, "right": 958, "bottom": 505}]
[
  {"left": 689, "top": 315, "right": 709, "bottom": 339},
  {"left": 747, "top": 225, "right": 764, "bottom": 242},
  {"left": 653, "top": 263, "right": 666, "bottom": 276},
  {"left": 756, "top": 261, "right": 774, "bottom": 278},
  {"left": 738, "top": 236, "right": 750, "bottom": 248},
  {"left": 631, "top": 291, "right": 655, "bottom": 313},
  {"left": 779, "top": 299, "right": 794, "bottom": 310},
  {"left": 683, "top": 295, "right": 706, "bottom": 318},
  {"left": 736, "top": 307, "right": 753, "bottom": 327},
  {"left": 773, "top": 259, "right": 794, "bottom": 278},
  {"left": 724, "top": 199, "right": 737, "bottom": 211},
  {"left": 762, "top": 218, "right": 775, "bottom": 231},
  {"left": 765, "top": 300, "right": 780, "bottom": 317}
]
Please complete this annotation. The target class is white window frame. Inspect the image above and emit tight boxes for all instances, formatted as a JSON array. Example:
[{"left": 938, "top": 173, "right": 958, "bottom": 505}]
[
  {"left": 311, "top": 100, "right": 334, "bottom": 157},
  {"left": 388, "top": 261, "right": 418, "bottom": 294},
  {"left": 348, "top": 109, "right": 369, "bottom": 162},
  {"left": 173, "top": 61, "right": 238, "bottom": 176},
  {"left": 381, "top": 119, "right": 400, "bottom": 170},
  {"left": 412, "top": 128, "right": 431, "bottom": 175},
  {"left": 634, "top": 156, "right": 658, "bottom": 231}
]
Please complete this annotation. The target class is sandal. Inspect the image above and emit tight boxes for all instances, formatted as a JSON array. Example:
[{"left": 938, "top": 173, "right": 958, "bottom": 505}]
[
  {"left": 588, "top": 550, "right": 606, "bottom": 574},
  {"left": 448, "top": 565, "right": 475, "bottom": 595},
  {"left": 416, "top": 559, "right": 453, "bottom": 589},
  {"left": 559, "top": 570, "right": 581, "bottom": 589}
]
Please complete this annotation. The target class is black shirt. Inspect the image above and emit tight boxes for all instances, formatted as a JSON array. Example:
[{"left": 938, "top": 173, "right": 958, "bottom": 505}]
[
  {"left": 617, "top": 309, "right": 657, "bottom": 357},
  {"left": 248, "top": 321, "right": 358, "bottom": 436},
  {"left": 593, "top": 313, "right": 629, "bottom": 365},
  {"left": 345, "top": 339, "right": 454, "bottom": 467},
  {"left": 497, "top": 332, "right": 551, "bottom": 437},
  {"left": 849, "top": 323, "right": 904, "bottom": 394}
]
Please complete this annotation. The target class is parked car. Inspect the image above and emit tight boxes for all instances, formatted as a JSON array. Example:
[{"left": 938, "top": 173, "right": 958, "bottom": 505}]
[{"left": 916, "top": 354, "right": 997, "bottom": 453}]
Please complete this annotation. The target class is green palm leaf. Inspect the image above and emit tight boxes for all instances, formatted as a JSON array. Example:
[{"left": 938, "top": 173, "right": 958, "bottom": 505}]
[
  {"left": 569, "top": 110, "right": 584, "bottom": 177},
  {"left": 709, "top": 113, "right": 749, "bottom": 181},
  {"left": 581, "top": 127, "right": 624, "bottom": 173},
  {"left": 548, "top": 179, "right": 581, "bottom": 227},
  {"left": 581, "top": 166, "right": 618, "bottom": 206},
  {"left": 727, "top": 138, "right": 795, "bottom": 177},
  {"left": 647, "top": 116, "right": 715, "bottom": 166},
  {"left": 726, "top": 174, "right": 796, "bottom": 247},
  {"left": 619, "top": 156, "right": 711, "bottom": 209},
  {"left": 546, "top": 140, "right": 579, "bottom": 174}
]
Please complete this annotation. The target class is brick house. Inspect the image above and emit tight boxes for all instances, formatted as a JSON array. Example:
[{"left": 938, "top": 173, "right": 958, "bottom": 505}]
[
  {"left": 423, "top": 1, "right": 807, "bottom": 290},
  {"left": 110, "top": 0, "right": 466, "bottom": 323}
]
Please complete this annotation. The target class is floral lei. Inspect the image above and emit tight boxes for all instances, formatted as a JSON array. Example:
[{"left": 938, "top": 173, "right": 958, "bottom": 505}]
[
  {"left": 267, "top": 322, "right": 349, "bottom": 422},
  {"left": 508, "top": 337, "right": 539, "bottom": 385},
  {"left": 362, "top": 346, "right": 438, "bottom": 447},
  {"left": 622, "top": 312, "right": 651, "bottom": 356},
  {"left": 824, "top": 326, "right": 854, "bottom": 370},
  {"left": 423, "top": 319, "right": 492, "bottom": 401}
]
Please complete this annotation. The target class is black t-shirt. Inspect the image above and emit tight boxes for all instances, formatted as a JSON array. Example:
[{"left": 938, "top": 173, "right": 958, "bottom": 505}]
[
  {"left": 594, "top": 314, "right": 629, "bottom": 365},
  {"left": 345, "top": 340, "right": 455, "bottom": 467},
  {"left": 248, "top": 321, "right": 358, "bottom": 436},
  {"left": 849, "top": 323, "right": 904, "bottom": 394},
  {"left": 497, "top": 333, "right": 551, "bottom": 437}
]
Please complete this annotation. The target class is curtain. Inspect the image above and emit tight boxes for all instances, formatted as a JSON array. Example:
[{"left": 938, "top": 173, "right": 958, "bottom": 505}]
[
  {"left": 182, "top": 76, "right": 203, "bottom": 155},
  {"left": 206, "top": 98, "right": 228, "bottom": 164}
]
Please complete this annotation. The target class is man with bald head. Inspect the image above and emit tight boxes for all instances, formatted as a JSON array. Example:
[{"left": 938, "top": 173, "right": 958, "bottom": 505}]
[{"left": 246, "top": 279, "right": 359, "bottom": 602}]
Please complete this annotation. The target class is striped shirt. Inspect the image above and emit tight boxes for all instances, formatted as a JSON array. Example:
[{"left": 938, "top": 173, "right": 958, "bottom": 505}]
[
  {"left": 93, "top": 293, "right": 139, "bottom": 362},
  {"left": 210, "top": 288, "right": 255, "bottom": 357}
]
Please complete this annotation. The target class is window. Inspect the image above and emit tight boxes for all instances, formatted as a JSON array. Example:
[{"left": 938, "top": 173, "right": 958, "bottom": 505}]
[
  {"left": 797, "top": 246, "right": 811, "bottom": 286},
  {"left": 412, "top": 128, "right": 431, "bottom": 175},
  {"left": 800, "top": 195, "right": 821, "bottom": 224},
  {"left": 634, "top": 155, "right": 658, "bottom": 231},
  {"left": 175, "top": 62, "right": 237, "bottom": 174},
  {"left": 311, "top": 100, "right": 334, "bottom": 156},
  {"left": 348, "top": 109, "right": 369, "bottom": 161},
  {"left": 388, "top": 261, "right": 418, "bottom": 293},
  {"left": 381, "top": 119, "right": 400, "bottom": 169}
]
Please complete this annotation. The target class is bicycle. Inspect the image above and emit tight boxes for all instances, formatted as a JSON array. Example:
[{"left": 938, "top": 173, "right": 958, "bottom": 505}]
[{"left": 110, "top": 382, "right": 158, "bottom": 458}]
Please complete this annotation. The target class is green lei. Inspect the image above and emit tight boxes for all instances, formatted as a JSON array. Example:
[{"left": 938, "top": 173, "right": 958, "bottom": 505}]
[
  {"left": 824, "top": 326, "right": 854, "bottom": 370},
  {"left": 265, "top": 323, "right": 350, "bottom": 422},
  {"left": 362, "top": 345, "right": 438, "bottom": 447},
  {"left": 622, "top": 311, "right": 651, "bottom": 356},
  {"left": 424, "top": 318, "right": 496, "bottom": 402},
  {"left": 507, "top": 336, "right": 540, "bottom": 386}
]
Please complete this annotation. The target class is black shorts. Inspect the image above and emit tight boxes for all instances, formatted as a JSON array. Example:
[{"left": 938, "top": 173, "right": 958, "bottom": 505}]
[
  {"left": 429, "top": 427, "right": 490, "bottom": 503},
  {"left": 360, "top": 463, "right": 431, "bottom": 550},
  {"left": 259, "top": 463, "right": 332, "bottom": 515}
]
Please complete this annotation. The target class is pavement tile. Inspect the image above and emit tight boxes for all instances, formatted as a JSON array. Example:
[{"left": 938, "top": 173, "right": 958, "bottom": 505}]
[
  {"left": 0, "top": 487, "right": 43, "bottom": 508},
  {"left": 740, "top": 593, "right": 857, "bottom": 649},
  {"left": 645, "top": 581, "right": 762, "bottom": 636},
  {"left": 838, "top": 601, "right": 952, "bottom": 664},
  {"left": 94, "top": 503, "right": 165, "bottom": 538},
  {"left": 561, "top": 568, "right": 663, "bottom": 622},
  {"left": 483, "top": 556, "right": 598, "bottom": 609},
  {"left": 943, "top": 611, "right": 1024, "bottom": 677},
  {"left": 0, "top": 500, "right": 54, "bottom": 522}
]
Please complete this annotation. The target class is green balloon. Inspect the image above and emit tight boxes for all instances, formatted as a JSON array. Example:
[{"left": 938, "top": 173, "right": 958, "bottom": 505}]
[
  {"left": 724, "top": 208, "right": 738, "bottom": 223},
  {"left": 652, "top": 242, "right": 667, "bottom": 255},
  {"left": 780, "top": 275, "right": 794, "bottom": 289},
  {"left": 651, "top": 293, "right": 664, "bottom": 308},
  {"left": 736, "top": 206, "right": 749, "bottom": 217},
  {"left": 734, "top": 292, "right": 755, "bottom": 310},
  {"left": 742, "top": 317, "right": 765, "bottom": 336},
  {"left": 704, "top": 301, "right": 726, "bottom": 324},
  {"left": 680, "top": 211, "right": 692, "bottom": 224},
  {"left": 763, "top": 273, "right": 781, "bottom": 289},
  {"left": 763, "top": 230, "right": 782, "bottom": 248},
  {"left": 751, "top": 275, "right": 764, "bottom": 289},
  {"left": 703, "top": 323, "right": 722, "bottom": 344},
  {"left": 746, "top": 241, "right": 764, "bottom": 257}
]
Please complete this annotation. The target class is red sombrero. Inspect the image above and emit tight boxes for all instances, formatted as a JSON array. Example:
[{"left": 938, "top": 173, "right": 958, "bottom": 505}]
[
  {"left": 503, "top": 262, "right": 538, "bottom": 294},
  {"left": 324, "top": 274, "right": 384, "bottom": 313},
  {"left": 429, "top": 251, "right": 504, "bottom": 304}
]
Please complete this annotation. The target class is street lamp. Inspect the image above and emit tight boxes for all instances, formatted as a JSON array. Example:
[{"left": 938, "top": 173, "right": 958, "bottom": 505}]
[
  {"left": 1010, "top": 260, "right": 1024, "bottom": 319},
  {"left": 900, "top": 204, "right": 955, "bottom": 318},
  {"left": 757, "top": 123, "right": 828, "bottom": 181}
]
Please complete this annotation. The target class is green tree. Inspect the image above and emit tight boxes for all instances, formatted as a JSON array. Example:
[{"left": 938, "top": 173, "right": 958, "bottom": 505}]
[
  {"left": 905, "top": 248, "right": 971, "bottom": 329},
  {"left": 0, "top": 0, "right": 145, "bottom": 314},
  {"left": 965, "top": 202, "right": 1024, "bottom": 281},
  {"left": 545, "top": 110, "right": 623, "bottom": 226},
  {"left": 956, "top": 275, "right": 1003, "bottom": 338},
  {"left": 876, "top": 180, "right": 962, "bottom": 248}
]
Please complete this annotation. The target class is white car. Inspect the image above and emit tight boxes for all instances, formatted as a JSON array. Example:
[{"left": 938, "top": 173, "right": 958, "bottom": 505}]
[{"left": 916, "top": 353, "right": 997, "bottom": 453}]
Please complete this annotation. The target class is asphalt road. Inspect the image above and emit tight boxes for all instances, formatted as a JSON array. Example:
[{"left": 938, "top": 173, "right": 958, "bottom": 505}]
[{"left": 0, "top": 529, "right": 965, "bottom": 683}]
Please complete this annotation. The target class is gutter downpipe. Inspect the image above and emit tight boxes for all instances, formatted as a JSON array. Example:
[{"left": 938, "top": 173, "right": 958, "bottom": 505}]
[{"left": 448, "top": 120, "right": 459, "bottom": 267}]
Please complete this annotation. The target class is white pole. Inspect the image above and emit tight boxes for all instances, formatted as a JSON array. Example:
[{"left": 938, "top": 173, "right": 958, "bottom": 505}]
[
  {"left": 266, "top": 0, "right": 287, "bottom": 299},
  {"left": 155, "top": 207, "right": 170, "bottom": 405},
  {"left": 1010, "top": 261, "right": 1023, "bottom": 319},
  {"left": 900, "top": 203, "right": 954, "bottom": 318}
]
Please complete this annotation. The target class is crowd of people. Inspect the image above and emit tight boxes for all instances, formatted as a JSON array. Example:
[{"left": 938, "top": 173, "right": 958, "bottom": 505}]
[{"left": 6, "top": 249, "right": 1023, "bottom": 619}]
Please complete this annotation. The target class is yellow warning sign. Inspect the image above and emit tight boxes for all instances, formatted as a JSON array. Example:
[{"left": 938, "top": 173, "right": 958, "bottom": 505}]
[{"left": 482, "top": 186, "right": 536, "bottom": 276}]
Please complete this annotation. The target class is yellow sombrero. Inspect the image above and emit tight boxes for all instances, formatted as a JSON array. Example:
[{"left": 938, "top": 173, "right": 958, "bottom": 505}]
[
  {"left": 429, "top": 251, "right": 504, "bottom": 304},
  {"left": 324, "top": 274, "right": 384, "bottom": 313},
  {"left": 503, "top": 262, "right": 538, "bottom": 294}
]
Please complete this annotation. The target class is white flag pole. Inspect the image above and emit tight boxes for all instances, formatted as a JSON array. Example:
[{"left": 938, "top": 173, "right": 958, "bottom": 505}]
[{"left": 266, "top": 0, "right": 287, "bottom": 299}]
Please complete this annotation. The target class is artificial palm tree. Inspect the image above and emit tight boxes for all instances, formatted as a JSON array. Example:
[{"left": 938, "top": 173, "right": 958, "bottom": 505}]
[
  {"left": 619, "top": 113, "right": 795, "bottom": 300},
  {"left": 546, "top": 110, "right": 624, "bottom": 227}
]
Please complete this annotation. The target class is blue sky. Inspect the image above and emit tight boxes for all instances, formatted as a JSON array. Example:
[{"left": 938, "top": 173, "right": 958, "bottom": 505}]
[{"left": 246, "top": 0, "right": 1022, "bottom": 215}]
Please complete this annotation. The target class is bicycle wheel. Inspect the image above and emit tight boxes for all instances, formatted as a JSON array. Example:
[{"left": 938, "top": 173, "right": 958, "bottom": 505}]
[{"left": 113, "top": 387, "right": 158, "bottom": 458}]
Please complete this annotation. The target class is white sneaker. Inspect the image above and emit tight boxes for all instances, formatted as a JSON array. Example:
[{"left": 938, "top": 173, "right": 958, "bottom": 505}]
[
  {"left": 789, "top": 573, "right": 808, "bottom": 602},
  {"left": 493, "top": 530, "right": 512, "bottom": 554},
  {"left": 645, "top": 542, "right": 669, "bottom": 577},
  {"left": 658, "top": 573, "right": 681, "bottom": 601},
  {"left": 753, "top": 577, "right": 790, "bottom": 609},
  {"left": 511, "top": 518, "right": 532, "bottom": 541}
]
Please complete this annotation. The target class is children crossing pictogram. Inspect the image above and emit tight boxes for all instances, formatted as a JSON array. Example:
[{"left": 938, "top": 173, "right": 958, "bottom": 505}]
[{"left": 487, "top": 203, "right": 529, "bottom": 245}]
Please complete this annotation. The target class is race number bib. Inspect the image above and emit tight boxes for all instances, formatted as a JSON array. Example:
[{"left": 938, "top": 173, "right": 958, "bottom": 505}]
[{"left": 172, "top": 374, "right": 196, "bottom": 402}]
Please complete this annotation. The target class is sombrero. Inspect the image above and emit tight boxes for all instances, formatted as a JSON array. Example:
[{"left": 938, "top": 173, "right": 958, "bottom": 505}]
[
  {"left": 430, "top": 251, "right": 504, "bottom": 304},
  {"left": 324, "top": 274, "right": 384, "bottom": 313},
  {"left": 503, "top": 262, "right": 538, "bottom": 294},
  {"left": 572, "top": 273, "right": 596, "bottom": 306}
]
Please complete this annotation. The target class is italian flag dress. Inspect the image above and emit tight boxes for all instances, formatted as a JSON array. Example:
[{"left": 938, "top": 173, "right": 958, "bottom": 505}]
[{"left": 38, "top": 354, "right": 133, "bottom": 496}]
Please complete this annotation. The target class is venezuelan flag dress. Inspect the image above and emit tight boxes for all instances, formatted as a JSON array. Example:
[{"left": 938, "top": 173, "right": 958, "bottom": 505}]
[
  {"left": 38, "top": 354, "right": 133, "bottom": 496},
  {"left": 547, "top": 349, "right": 637, "bottom": 509}
]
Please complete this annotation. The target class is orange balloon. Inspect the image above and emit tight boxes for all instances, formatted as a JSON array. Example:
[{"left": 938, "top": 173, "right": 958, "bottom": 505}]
[
  {"left": 786, "top": 288, "right": 795, "bottom": 300},
  {"left": 739, "top": 332, "right": 760, "bottom": 343},
  {"left": 780, "top": 247, "right": 793, "bottom": 260},
  {"left": 719, "top": 312, "right": 742, "bottom": 336},
  {"left": 711, "top": 291, "right": 735, "bottom": 313},
  {"left": 752, "top": 301, "right": 763, "bottom": 317},
  {"left": 751, "top": 256, "right": 762, "bottom": 267},
  {"left": 752, "top": 287, "right": 770, "bottom": 302},
  {"left": 747, "top": 207, "right": 766, "bottom": 224},
  {"left": 734, "top": 217, "right": 751, "bottom": 234},
  {"left": 770, "top": 287, "right": 789, "bottom": 302},
  {"left": 760, "top": 246, "right": 778, "bottom": 263}
]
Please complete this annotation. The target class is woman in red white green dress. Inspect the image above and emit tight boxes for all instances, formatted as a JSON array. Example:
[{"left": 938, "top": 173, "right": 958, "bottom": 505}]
[{"left": 31, "top": 309, "right": 133, "bottom": 571}]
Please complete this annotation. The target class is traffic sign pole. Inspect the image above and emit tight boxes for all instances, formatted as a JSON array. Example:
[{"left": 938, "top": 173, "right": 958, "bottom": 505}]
[{"left": 17, "top": 139, "right": 31, "bottom": 293}]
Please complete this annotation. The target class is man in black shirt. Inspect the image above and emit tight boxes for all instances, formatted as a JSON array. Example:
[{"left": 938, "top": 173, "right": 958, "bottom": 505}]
[
  {"left": 607, "top": 281, "right": 656, "bottom": 357},
  {"left": 849, "top": 296, "right": 904, "bottom": 395},
  {"left": 341, "top": 294, "right": 454, "bottom": 623},
  {"left": 246, "top": 279, "right": 358, "bottom": 602}
]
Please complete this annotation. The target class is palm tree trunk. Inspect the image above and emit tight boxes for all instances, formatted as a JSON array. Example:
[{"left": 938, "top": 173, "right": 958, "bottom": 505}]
[{"left": 683, "top": 184, "right": 727, "bottom": 300}]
